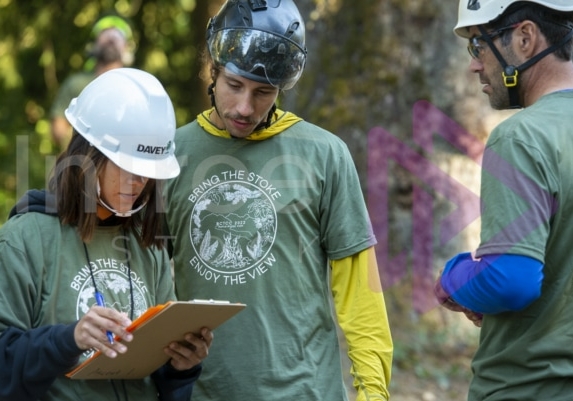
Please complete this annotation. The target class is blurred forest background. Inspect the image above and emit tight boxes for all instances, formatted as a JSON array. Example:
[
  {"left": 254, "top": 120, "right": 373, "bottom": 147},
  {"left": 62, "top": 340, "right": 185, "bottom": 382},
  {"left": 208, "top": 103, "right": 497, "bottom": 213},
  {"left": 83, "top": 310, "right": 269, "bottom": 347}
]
[{"left": 0, "top": 0, "right": 517, "bottom": 400}]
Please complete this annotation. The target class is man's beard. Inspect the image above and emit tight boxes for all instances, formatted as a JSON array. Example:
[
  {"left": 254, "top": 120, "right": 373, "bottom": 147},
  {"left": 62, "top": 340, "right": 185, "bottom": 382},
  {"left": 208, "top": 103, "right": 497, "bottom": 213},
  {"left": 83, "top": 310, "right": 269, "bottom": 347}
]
[{"left": 92, "top": 42, "right": 123, "bottom": 64}]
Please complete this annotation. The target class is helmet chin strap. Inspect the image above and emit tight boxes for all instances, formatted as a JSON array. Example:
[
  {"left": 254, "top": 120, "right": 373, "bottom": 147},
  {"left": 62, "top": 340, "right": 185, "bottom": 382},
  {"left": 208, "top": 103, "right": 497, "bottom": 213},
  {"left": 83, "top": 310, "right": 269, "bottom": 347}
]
[
  {"left": 96, "top": 180, "right": 146, "bottom": 217},
  {"left": 479, "top": 25, "right": 573, "bottom": 109}
]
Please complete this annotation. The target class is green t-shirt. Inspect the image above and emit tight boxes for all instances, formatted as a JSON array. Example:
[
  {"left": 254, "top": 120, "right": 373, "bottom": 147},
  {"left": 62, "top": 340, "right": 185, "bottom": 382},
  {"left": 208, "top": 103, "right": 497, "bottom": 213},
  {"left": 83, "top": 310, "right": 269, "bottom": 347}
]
[
  {"left": 165, "top": 114, "right": 376, "bottom": 401},
  {"left": 50, "top": 72, "right": 95, "bottom": 118},
  {"left": 471, "top": 91, "right": 573, "bottom": 401},
  {"left": 0, "top": 212, "right": 175, "bottom": 400}
]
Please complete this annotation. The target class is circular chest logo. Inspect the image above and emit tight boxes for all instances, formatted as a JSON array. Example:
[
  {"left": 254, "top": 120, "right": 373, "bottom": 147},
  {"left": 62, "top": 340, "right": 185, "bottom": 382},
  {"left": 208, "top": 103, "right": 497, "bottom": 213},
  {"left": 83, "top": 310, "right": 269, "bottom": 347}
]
[
  {"left": 189, "top": 181, "right": 277, "bottom": 274},
  {"left": 76, "top": 269, "right": 147, "bottom": 319}
]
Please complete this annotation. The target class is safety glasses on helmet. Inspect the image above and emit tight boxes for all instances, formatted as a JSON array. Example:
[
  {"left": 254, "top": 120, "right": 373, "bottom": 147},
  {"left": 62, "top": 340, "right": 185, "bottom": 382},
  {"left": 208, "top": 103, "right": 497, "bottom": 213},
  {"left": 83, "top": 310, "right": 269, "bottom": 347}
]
[{"left": 208, "top": 28, "right": 306, "bottom": 90}]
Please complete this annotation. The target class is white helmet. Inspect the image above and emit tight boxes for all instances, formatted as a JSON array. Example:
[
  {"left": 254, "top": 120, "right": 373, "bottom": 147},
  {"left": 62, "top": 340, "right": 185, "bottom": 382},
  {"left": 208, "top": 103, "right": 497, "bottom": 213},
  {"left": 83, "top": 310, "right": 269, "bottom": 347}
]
[
  {"left": 454, "top": 0, "right": 573, "bottom": 38},
  {"left": 65, "top": 68, "right": 180, "bottom": 179}
]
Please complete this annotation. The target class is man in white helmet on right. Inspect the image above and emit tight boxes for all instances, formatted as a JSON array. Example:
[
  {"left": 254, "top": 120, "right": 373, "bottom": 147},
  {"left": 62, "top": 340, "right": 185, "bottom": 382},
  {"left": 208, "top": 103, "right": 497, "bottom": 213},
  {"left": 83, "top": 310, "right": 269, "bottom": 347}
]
[{"left": 434, "top": 1, "right": 573, "bottom": 400}]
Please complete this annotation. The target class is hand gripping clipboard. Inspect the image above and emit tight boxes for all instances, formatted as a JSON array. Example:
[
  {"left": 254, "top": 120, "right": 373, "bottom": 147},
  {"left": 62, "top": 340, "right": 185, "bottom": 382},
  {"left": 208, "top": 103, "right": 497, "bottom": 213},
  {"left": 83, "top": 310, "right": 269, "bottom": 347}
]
[{"left": 66, "top": 299, "right": 246, "bottom": 380}]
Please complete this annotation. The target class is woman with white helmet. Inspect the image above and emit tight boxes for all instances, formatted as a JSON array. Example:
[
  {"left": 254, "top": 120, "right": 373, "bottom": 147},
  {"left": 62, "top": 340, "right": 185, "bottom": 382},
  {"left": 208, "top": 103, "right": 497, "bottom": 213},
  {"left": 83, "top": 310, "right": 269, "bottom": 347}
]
[
  {"left": 435, "top": 1, "right": 573, "bottom": 400},
  {"left": 0, "top": 68, "right": 213, "bottom": 401}
]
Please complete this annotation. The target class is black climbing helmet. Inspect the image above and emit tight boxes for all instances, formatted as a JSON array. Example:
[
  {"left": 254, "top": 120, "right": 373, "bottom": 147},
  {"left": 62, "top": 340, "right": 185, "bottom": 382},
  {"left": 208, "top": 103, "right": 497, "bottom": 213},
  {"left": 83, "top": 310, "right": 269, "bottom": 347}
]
[{"left": 206, "top": 0, "right": 307, "bottom": 90}]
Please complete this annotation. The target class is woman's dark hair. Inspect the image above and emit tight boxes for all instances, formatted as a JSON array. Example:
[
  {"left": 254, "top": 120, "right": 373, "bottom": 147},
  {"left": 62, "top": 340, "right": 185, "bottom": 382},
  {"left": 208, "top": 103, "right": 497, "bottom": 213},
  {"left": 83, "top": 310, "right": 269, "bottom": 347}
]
[
  {"left": 491, "top": 2, "right": 573, "bottom": 61},
  {"left": 48, "top": 132, "right": 167, "bottom": 249}
]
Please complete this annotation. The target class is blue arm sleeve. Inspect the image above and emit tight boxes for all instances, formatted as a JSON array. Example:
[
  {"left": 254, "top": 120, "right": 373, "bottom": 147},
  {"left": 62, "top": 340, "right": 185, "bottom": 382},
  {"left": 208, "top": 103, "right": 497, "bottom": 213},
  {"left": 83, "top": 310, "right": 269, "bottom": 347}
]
[
  {"left": 0, "top": 323, "right": 81, "bottom": 401},
  {"left": 440, "top": 252, "right": 543, "bottom": 314},
  {"left": 151, "top": 363, "right": 202, "bottom": 401}
]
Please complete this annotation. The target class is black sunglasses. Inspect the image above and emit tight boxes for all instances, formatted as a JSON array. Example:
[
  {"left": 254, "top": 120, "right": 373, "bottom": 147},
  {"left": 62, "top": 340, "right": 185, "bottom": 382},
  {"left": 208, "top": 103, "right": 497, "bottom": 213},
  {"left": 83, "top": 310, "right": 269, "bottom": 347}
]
[{"left": 467, "top": 23, "right": 521, "bottom": 59}]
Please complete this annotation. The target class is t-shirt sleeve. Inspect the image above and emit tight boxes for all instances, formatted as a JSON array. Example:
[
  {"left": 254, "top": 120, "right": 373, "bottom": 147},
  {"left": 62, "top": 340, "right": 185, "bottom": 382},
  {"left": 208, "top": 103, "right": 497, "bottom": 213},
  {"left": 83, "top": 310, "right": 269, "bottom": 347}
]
[
  {"left": 476, "top": 131, "right": 557, "bottom": 262},
  {"left": 320, "top": 140, "right": 376, "bottom": 260}
]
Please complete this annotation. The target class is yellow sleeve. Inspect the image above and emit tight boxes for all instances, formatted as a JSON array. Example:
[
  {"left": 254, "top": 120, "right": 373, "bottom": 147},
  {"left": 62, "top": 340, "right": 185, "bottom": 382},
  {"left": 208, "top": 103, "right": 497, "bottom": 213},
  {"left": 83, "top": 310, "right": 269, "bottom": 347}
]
[{"left": 330, "top": 246, "right": 393, "bottom": 401}]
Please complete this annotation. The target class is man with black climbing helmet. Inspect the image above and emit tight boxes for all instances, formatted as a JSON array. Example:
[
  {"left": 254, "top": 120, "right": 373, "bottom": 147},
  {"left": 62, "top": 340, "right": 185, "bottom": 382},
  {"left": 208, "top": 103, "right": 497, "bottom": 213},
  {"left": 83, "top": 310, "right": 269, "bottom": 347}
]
[{"left": 165, "top": 1, "right": 393, "bottom": 400}]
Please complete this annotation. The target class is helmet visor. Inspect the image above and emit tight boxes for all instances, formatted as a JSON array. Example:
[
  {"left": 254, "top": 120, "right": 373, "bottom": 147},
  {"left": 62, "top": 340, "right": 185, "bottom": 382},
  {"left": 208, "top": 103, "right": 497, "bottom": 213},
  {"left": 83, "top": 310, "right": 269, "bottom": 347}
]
[{"left": 209, "top": 29, "right": 306, "bottom": 90}]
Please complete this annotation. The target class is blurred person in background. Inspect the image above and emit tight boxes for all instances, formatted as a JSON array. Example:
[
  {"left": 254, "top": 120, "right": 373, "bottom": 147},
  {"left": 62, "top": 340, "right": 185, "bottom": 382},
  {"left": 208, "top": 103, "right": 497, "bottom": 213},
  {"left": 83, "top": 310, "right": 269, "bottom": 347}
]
[{"left": 49, "top": 14, "right": 135, "bottom": 150}]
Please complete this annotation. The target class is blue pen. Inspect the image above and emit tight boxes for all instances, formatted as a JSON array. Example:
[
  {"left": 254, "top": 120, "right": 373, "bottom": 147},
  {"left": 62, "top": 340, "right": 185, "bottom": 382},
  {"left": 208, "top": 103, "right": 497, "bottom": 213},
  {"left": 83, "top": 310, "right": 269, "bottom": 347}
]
[{"left": 95, "top": 291, "right": 115, "bottom": 344}]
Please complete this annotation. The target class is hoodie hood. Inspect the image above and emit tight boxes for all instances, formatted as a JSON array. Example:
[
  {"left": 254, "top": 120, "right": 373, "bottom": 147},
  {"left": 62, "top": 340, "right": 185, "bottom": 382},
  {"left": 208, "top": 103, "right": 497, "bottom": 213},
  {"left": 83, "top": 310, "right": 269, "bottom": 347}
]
[{"left": 8, "top": 189, "right": 58, "bottom": 219}]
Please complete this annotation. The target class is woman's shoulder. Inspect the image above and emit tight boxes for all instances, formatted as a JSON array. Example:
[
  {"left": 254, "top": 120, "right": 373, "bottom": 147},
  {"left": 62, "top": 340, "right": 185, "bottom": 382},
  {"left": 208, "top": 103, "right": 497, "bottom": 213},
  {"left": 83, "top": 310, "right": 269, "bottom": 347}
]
[{"left": 0, "top": 212, "right": 60, "bottom": 249}]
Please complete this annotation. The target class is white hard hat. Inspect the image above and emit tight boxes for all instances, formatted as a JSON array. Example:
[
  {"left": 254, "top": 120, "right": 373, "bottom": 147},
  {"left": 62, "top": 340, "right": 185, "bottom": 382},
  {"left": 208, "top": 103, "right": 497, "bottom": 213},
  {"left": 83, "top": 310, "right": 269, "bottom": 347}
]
[
  {"left": 454, "top": 0, "right": 573, "bottom": 38},
  {"left": 65, "top": 68, "right": 180, "bottom": 180}
]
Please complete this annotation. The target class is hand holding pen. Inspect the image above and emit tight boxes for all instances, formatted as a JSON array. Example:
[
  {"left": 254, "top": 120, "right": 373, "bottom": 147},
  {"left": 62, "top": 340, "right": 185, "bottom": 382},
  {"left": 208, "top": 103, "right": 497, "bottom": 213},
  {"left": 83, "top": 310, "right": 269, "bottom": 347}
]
[
  {"left": 73, "top": 297, "right": 134, "bottom": 358},
  {"left": 94, "top": 291, "right": 115, "bottom": 344}
]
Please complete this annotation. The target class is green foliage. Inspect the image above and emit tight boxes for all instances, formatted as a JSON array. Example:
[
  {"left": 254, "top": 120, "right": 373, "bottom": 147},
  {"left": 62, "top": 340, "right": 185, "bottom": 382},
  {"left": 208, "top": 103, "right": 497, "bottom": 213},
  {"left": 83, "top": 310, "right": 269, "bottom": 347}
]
[{"left": 0, "top": 0, "right": 219, "bottom": 224}]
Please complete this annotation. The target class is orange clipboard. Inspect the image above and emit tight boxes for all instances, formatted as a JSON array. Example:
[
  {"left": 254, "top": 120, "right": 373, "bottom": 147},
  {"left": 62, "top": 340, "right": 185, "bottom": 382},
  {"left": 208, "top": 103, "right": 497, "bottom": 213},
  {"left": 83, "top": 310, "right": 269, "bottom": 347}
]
[{"left": 66, "top": 299, "right": 246, "bottom": 380}]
